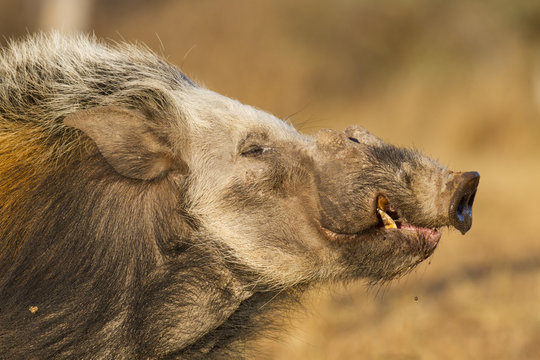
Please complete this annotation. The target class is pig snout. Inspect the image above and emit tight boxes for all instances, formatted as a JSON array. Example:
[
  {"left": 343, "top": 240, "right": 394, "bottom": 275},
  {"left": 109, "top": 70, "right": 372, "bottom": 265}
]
[
  {"left": 448, "top": 171, "right": 480, "bottom": 234},
  {"left": 312, "top": 127, "right": 481, "bottom": 237}
]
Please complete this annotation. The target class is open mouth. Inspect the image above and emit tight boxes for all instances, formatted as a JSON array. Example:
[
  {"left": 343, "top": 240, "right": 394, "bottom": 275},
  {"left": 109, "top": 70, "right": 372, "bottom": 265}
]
[
  {"left": 318, "top": 194, "right": 441, "bottom": 247},
  {"left": 375, "top": 194, "right": 441, "bottom": 245}
]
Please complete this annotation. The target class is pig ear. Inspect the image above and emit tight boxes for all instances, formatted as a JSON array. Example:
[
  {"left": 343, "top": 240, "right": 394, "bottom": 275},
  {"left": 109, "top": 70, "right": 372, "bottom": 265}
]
[{"left": 64, "top": 106, "right": 179, "bottom": 180}]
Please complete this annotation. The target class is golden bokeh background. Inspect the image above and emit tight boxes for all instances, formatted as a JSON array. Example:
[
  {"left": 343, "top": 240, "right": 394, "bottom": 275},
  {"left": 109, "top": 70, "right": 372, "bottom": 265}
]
[{"left": 2, "top": 1, "right": 540, "bottom": 359}]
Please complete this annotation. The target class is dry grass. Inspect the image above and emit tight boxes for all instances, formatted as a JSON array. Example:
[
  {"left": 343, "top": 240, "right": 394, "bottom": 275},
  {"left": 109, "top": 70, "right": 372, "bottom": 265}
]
[{"left": 2, "top": 0, "right": 540, "bottom": 358}]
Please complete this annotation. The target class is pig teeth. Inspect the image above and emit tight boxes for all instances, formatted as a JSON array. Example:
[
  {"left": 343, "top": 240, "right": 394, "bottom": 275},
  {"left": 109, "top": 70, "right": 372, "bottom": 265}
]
[
  {"left": 377, "top": 195, "right": 397, "bottom": 229},
  {"left": 377, "top": 208, "right": 397, "bottom": 229}
]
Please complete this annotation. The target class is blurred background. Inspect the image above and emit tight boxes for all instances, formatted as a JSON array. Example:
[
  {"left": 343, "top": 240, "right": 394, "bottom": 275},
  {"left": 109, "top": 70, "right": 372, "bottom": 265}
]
[{"left": 2, "top": 0, "right": 540, "bottom": 358}]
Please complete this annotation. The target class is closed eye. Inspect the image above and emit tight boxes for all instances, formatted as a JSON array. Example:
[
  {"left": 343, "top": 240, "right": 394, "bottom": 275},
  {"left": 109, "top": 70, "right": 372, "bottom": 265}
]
[{"left": 241, "top": 145, "right": 271, "bottom": 157}]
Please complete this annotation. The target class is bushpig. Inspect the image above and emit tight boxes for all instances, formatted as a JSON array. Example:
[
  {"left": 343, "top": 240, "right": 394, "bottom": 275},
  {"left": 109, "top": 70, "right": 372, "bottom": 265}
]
[{"left": 0, "top": 33, "right": 479, "bottom": 359}]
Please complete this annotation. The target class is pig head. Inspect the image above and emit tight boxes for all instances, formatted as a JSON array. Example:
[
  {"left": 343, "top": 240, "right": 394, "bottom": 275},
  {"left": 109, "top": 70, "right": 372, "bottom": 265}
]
[
  {"left": 65, "top": 87, "right": 479, "bottom": 288},
  {"left": 168, "top": 89, "right": 479, "bottom": 287}
]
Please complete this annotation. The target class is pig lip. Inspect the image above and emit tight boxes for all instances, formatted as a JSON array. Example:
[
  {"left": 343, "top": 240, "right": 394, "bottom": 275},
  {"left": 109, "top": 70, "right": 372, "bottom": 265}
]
[
  {"left": 398, "top": 223, "right": 441, "bottom": 247},
  {"left": 316, "top": 196, "right": 440, "bottom": 252},
  {"left": 317, "top": 220, "right": 441, "bottom": 250}
]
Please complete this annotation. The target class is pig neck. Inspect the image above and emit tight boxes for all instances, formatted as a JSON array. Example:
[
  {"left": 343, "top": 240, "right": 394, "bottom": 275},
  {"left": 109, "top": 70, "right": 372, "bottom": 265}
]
[
  {"left": 132, "top": 244, "right": 304, "bottom": 358},
  {"left": 131, "top": 245, "right": 250, "bottom": 357}
]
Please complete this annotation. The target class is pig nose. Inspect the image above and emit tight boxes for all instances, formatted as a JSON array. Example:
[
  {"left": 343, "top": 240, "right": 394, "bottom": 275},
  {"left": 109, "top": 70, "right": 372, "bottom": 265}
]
[{"left": 449, "top": 171, "right": 480, "bottom": 234}]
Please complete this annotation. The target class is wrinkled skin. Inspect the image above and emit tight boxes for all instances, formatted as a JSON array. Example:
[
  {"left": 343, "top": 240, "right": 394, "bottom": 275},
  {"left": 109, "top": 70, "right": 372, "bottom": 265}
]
[{"left": 0, "top": 34, "right": 479, "bottom": 359}]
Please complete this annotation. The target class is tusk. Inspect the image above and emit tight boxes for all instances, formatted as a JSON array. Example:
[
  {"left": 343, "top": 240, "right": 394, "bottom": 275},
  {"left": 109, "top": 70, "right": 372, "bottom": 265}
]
[
  {"left": 377, "top": 208, "right": 397, "bottom": 229},
  {"left": 377, "top": 194, "right": 397, "bottom": 229}
]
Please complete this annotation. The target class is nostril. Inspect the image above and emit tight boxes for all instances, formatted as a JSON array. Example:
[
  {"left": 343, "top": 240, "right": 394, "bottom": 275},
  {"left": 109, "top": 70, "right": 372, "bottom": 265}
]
[
  {"left": 456, "top": 189, "right": 476, "bottom": 223},
  {"left": 449, "top": 171, "right": 480, "bottom": 235},
  {"left": 348, "top": 137, "right": 360, "bottom": 144}
]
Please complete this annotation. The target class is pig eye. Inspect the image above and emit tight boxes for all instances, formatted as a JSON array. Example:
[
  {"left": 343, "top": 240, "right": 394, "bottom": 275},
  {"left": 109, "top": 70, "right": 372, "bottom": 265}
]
[
  {"left": 241, "top": 145, "right": 271, "bottom": 157},
  {"left": 348, "top": 137, "right": 360, "bottom": 144}
]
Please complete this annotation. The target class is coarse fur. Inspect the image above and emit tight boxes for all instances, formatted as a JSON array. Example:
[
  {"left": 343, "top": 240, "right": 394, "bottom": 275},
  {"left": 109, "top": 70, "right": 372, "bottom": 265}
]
[{"left": 0, "top": 33, "right": 478, "bottom": 359}]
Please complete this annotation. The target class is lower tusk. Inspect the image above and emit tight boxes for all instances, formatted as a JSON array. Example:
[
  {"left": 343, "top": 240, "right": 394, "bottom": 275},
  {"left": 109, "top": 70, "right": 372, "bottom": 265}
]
[{"left": 377, "top": 208, "right": 397, "bottom": 229}]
